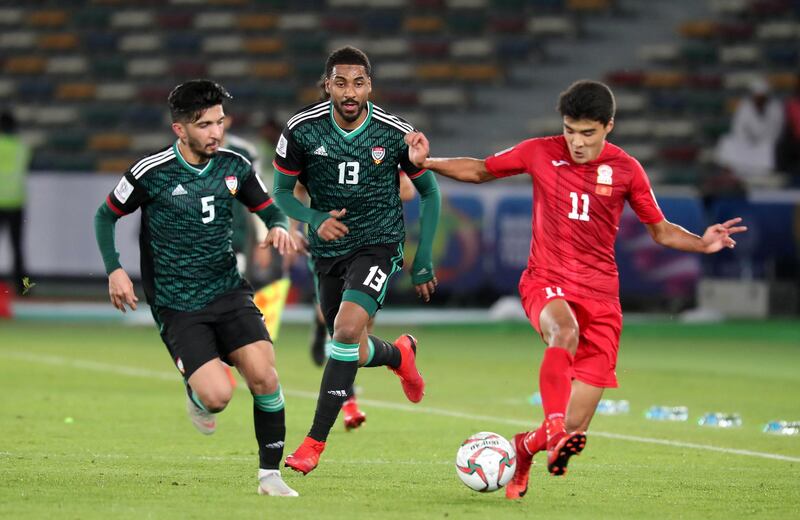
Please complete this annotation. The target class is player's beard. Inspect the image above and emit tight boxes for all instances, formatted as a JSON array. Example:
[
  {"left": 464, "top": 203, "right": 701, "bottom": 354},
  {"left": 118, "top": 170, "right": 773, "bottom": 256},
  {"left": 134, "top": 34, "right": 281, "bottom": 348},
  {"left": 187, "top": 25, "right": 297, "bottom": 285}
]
[
  {"left": 333, "top": 98, "right": 367, "bottom": 123},
  {"left": 187, "top": 135, "right": 218, "bottom": 161}
]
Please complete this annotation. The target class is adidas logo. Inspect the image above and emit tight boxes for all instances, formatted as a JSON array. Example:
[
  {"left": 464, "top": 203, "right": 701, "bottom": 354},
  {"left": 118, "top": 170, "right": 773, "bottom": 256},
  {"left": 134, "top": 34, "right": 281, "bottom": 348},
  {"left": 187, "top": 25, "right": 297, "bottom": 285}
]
[
  {"left": 416, "top": 268, "right": 429, "bottom": 275},
  {"left": 313, "top": 145, "right": 328, "bottom": 157},
  {"left": 171, "top": 184, "right": 188, "bottom": 196},
  {"left": 327, "top": 389, "right": 348, "bottom": 397},
  {"left": 264, "top": 441, "right": 285, "bottom": 449}
]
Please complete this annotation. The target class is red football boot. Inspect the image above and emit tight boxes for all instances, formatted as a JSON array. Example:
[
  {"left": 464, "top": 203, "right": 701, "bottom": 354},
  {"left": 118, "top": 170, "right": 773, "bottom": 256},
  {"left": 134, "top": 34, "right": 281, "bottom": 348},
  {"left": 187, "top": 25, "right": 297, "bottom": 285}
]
[
  {"left": 389, "top": 334, "right": 425, "bottom": 403},
  {"left": 546, "top": 430, "right": 587, "bottom": 476},
  {"left": 505, "top": 432, "right": 535, "bottom": 500},
  {"left": 284, "top": 436, "right": 326, "bottom": 475},
  {"left": 342, "top": 396, "right": 366, "bottom": 431}
]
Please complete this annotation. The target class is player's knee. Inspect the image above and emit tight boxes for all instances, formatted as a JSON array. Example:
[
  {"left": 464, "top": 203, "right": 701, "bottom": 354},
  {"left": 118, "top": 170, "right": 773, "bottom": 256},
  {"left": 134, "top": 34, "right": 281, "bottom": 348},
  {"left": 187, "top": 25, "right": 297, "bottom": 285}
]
[
  {"left": 332, "top": 322, "right": 362, "bottom": 345},
  {"left": 545, "top": 322, "right": 579, "bottom": 351},
  {"left": 200, "top": 387, "right": 233, "bottom": 413},
  {"left": 246, "top": 368, "right": 279, "bottom": 395}
]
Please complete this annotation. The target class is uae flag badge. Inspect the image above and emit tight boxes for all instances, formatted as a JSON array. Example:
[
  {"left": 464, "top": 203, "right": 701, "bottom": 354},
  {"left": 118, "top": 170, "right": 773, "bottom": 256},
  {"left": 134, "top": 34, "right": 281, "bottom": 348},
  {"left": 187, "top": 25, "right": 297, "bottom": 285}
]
[
  {"left": 371, "top": 146, "right": 386, "bottom": 164},
  {"left": 225, "top": 175, "right": 239, "bottom": 195}
]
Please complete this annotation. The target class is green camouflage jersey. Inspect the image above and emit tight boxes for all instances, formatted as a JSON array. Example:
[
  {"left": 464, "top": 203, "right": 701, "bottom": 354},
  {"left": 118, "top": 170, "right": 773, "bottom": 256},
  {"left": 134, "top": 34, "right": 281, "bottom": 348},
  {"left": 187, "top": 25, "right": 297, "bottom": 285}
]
[
  {"left": 273, "top": 101, "right": 425, "bottom": 258},
  {"left": 105, "top": 140, "right": 275, "bottom": 311}
]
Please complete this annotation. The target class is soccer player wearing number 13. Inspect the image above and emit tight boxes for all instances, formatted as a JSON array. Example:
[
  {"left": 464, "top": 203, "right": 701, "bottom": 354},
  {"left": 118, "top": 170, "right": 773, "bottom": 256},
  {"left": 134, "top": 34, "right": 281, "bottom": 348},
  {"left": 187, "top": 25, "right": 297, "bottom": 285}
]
[
  {"left": 93, "top": 80, "right": 299, "bottom": 497},
  {"left": 272, "top": 47, "right": 441, "bottom": 475},
  {"left": 406, "top": 80, "right": 747, "bottom": 500}
]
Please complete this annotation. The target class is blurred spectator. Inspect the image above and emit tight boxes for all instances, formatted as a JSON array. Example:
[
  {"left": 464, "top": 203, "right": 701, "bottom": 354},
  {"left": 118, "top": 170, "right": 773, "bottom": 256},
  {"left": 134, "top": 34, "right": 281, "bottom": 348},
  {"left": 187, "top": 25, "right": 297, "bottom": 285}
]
[
  {"left": 0, "top": 110, "right": 31, "bottom": 295},
  {"left": 776, "top": 72, "right": 800, "bottom": 186},
  {"left": 715, "top": 76, "right": 784, "bottom": 187}
]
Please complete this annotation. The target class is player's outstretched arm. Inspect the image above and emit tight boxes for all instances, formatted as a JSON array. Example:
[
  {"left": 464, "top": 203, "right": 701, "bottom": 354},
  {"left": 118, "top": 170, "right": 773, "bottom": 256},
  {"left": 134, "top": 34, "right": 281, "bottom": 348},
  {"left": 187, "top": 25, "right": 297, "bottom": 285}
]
[
  {"left": 405, "top": 131, "right": 495, "bottom": 184},
  {"left": 645, "top": 217, "right": 747, "bottom": 254}
]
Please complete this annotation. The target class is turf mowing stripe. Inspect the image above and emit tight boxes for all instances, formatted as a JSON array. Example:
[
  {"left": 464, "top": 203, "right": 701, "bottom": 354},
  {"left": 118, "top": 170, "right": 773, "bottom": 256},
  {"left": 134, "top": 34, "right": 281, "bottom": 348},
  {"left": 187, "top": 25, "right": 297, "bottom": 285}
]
[{"left": 4, "top": 350, "right": 799, "bottom": 464}]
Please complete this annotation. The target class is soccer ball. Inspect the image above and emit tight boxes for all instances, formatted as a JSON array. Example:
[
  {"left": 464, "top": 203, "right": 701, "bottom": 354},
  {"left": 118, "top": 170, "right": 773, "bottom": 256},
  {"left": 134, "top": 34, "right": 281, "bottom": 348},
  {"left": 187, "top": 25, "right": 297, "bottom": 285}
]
[{"left": 455, "top": 431, "right": 516, "bottom": 492}]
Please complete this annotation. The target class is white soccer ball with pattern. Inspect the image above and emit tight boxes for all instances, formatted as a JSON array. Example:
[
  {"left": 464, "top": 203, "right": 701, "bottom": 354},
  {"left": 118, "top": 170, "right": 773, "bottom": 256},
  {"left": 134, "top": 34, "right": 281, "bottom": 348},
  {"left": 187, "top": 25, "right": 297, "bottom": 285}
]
[{"left": 455, "top": 431, "right": 516, "bottom": 492}]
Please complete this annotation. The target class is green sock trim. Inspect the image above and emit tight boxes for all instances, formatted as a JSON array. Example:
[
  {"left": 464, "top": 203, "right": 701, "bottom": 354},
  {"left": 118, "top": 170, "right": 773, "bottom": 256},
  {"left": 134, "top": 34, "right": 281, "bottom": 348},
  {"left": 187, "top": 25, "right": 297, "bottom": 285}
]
[
  {"left": 330, "top": 340, "right": 359, "bottom": 362},
  {"left": 364, "top": 337, "right": 375, "bottom": 366},
  {"left": 191, "top": 390, "right": 208, "bottom": 412},
  {"left": 254, "top": 385, "right": 285, "bottom": 412},
  {"left": 342, "top": 289, "right": 378, "bottom": 316}
]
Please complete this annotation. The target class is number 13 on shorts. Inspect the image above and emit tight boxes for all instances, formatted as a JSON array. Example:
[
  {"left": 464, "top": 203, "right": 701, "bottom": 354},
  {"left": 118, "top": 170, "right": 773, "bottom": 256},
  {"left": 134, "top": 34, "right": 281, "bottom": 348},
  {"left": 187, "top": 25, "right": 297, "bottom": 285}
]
[{"left": 364, "top": 266, "right": 388, "bottom": 291}]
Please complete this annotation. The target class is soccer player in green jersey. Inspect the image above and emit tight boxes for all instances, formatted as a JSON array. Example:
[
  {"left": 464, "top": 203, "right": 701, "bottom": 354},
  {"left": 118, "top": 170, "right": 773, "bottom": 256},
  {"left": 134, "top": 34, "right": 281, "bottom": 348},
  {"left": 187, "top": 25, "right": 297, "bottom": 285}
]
[
  {"left": 273, "top": 47, "right": 441, "bottom": 475},
  {"left": 93, "top": 80, "right": 299, "bottom": 497}
]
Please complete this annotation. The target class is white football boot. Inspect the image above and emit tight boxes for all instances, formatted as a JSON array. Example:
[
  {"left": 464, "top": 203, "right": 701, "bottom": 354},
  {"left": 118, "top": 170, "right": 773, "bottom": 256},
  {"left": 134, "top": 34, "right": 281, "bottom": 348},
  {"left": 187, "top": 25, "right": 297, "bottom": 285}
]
[
  {"left": 257, "top": 470, "right": 299, "bottom": 497},
  {"left": 185, "top": 394, "right": 216, "bottom": 435}
]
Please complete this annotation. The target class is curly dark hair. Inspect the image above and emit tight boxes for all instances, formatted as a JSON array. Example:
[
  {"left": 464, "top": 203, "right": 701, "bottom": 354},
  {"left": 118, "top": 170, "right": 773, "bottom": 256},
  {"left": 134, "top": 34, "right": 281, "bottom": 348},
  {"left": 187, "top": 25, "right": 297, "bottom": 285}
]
[{"left": 168, "top": 79, "right": 232, "bottom": 123}]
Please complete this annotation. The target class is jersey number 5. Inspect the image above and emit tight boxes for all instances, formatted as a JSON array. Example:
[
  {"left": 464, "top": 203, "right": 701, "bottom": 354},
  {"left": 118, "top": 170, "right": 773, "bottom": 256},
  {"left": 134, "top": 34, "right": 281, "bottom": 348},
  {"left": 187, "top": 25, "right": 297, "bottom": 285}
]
[
  {"left": 568, "top": 192, "right": 590, "bottom": 221},
  {"left": 338, "top": 161, "right": 360, "bottom": 185},
  {"left": 201, "top": 196, "right": 215, "bottom": 224}
]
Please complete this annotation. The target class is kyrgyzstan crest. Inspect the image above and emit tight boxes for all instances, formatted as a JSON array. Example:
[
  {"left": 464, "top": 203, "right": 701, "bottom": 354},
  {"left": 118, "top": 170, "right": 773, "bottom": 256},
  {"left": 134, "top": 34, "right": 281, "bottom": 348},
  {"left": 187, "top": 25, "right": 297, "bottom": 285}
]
[
  {"left": 595, "top": 164, "right": 613, "bottom": 196},
  {"left": 225, "top": 175, "right": 238, "bottom": 195},
  {"left": 371, "top": 146, "right": 386, "bottom": 164}
]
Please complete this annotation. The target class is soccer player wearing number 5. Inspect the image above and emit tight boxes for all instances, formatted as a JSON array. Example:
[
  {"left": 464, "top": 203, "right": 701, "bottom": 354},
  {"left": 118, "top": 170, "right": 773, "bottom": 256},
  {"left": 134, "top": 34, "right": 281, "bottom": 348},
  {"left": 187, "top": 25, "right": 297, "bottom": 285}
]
[
  {"left": 273, "top": 47, "right": 441, "bottom": 475},
  {"left": 405, "top": 80, "right": 747, "bottom": 500},
  {"left": 93, "top": 80, "right": 300, "bottom": 497}
]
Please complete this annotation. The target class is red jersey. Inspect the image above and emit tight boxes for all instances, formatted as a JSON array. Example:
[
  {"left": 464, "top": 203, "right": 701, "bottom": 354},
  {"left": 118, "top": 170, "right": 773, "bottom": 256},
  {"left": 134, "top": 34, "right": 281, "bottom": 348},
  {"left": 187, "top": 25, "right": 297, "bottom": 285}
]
[{"left": 485, "top": 135, "right": 664, "bottom": 301}]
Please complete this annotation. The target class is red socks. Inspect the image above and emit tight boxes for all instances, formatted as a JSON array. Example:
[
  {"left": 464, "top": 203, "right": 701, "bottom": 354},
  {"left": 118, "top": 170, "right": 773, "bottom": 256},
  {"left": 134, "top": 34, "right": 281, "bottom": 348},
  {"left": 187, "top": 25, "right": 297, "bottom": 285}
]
[{"left": 539, "top": 347, "right": 573, "bottom": 421}]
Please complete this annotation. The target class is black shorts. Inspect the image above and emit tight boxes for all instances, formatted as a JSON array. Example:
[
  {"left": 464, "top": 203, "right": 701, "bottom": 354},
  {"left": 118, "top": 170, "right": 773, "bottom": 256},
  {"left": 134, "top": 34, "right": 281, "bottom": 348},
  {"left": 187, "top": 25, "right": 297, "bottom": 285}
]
[
  {"left": 312, "top": 243, "right": 404, "bottom": 334},
  {"left": 157, "top": 287, "right": 271, "bottom": 380}
]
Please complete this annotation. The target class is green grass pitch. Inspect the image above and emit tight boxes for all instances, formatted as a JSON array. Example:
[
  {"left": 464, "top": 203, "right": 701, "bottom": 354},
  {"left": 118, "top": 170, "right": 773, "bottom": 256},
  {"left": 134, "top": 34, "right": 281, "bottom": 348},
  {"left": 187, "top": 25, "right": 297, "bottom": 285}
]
[{"left": 1, "top": 320, "right": 799, "bottom": 519}]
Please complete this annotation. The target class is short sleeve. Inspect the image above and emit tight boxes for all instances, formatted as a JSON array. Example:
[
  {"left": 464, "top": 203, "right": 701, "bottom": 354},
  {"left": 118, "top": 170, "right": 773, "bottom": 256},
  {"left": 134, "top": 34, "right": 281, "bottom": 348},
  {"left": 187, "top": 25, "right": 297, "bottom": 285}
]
[
  {"left": 273, "top": 127, "right": 304, "bottom": 176},
  {"left": 105, "top": 171, "right": 148, "bottom": 216},
  {"left": 484, "top": 140, "right": 533, "bottom": 178},
  {"left": 627, "top": 159, "right": 664, "bottom": 224}
]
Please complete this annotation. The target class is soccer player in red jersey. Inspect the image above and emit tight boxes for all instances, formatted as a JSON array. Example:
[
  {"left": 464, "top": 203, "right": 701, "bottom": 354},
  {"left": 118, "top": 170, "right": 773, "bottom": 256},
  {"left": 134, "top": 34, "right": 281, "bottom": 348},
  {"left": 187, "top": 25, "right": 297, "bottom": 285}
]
[{"left": 405, "top": 80, "right": 747, "bottom": 500}]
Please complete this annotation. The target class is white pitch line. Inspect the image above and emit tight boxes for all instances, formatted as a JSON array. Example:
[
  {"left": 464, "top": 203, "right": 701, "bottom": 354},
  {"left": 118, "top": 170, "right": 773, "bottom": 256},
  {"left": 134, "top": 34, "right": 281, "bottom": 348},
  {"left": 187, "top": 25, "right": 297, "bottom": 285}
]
[{"left": 4, "top": 350, "right": 800, "bottom": 464}]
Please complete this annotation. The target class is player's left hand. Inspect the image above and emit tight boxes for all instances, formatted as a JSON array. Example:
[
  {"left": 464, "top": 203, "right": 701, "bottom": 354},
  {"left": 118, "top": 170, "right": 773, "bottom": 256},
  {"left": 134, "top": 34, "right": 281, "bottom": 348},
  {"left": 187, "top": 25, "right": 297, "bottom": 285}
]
[
  {"left": 701, "top": 217, "right": 748, "bottom": 253},
  {"left": 414, "top": 277, "right": 438, "bottom": 303},
  {"left": 263, "top": 226, "right": 298, "bottom": 256}
]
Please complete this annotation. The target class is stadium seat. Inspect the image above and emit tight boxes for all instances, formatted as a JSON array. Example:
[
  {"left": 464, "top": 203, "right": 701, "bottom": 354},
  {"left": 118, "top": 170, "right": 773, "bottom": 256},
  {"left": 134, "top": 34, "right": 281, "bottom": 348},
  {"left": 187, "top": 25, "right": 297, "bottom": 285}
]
[
  {"left": 26, "top": 9, "right": 67, "bottom": 27},
  {"left": 92, "top": 57, "right": 127, "bottom": 79},
  {"left": 138, "top": 85, "right": 172, "bottom": 104},
  {"left": 165, "top": 34, "right": 201, "bottom": 54},
  {"left": 38, "top": 33, "right": 79, "bottom": 51},
  {"left": 0, "top": 79, "right": 14, "bottom": 99},
  {"left": 611, "top": 119, "right": 650, "bottom": 138},
  {"left": 89, "top": 133, "right": 132, "bottom": 152},
  {"left": 173, "top": 59, "right": 208, "bottom": 77},
  {"left": 84, "top": 105, "right": 125, "bottom": 127},
  {"left": 94, "top": 84, "right": 137, "bottom": 101},
  {"left": 323, "top": 15, "right": 360, "bottom": 33},
  {"left": 0, "top": 31, "right": 36, "bottom": 50},
  {"left": 678, "top": 20, "right": 717, "bottom": 39},
  {"left": 124, "top": 106, "right": 164, "bottom": 127},
  {"left": 195, "top": 12, "right": 236, "bottom": 29},
  {"left": 243, "top": 37, "right": 284, "bottom": 54},
  {"left": 97, "top": 157, "right": 138, "bottom": 174},
  {"left": 55, "top": 83, "right": 96, "bottom": 100},
  {"left": 251, "top": 61, "right": 291, "bottom": 79},
  {"left": 209, "top": 60, "right": 249, "bottom": 77},
  {"left": 643, "top": 71, "right": 686, "bottom": 89},
  {"left": 719, "top": 45, "right": 760, "bottom": 65},
  {"left": 368, "top": 38, "right": 410, "bottom": 56},
  {"left": 411, "top": 40, "right": 450, "bottom": 57},
  {"left": 614, "top": 92, "right": 647, "bottom": 114},
  {"left": 605, "top": 70, "right": 646, "bottom": 88},
  {"left": 202, "top": 35, "right": 244, "bottom": 53},
  {"left": 17, "top": 79, "right": 54, "bottom": 101},
  {"left": 763, "top": 46, "right": 798, "bottom": 67},
  {"left": 157, "top": 12, "right": 192, "bottom": 29},
  {"left": 131, "top": 134, "right": 170, "bottom": 152},
  {"left": 277, "top": 13, "right": 321, "bottom": 31},
  {"left": 638, "top": 43, "right": 680, "bottom": 64},
  {"left": 756, "top": 21, "right": 797, "bottom": 39},
  {"left": 375, "top": 62, "right": 414, "bottom": 81},
  {"left": 490, "top": 14, "right": 526, "bottom": 33},
  {"left": 419, "top": 87, "right": 468, "bottom": 107},
  {"left": 416, "top": 63, "right": 456, "bottom": 81},
  {"left": 496, "top": 38, "right": 535, "bottom": 61},
  {"left": 378, "top": 88, "right": 419, "bottom": 106},
  {"left": 456, "top": 64, "right": 502, "bottom": 82},
  {"left": 716, "top": 21, "right": 754, "bottom": 41},
  {"left": 46, "top": 56, "right": 88, "bottom": 75},
  {"left": 403, "top": 16, "right": 445, "bottom": 33},
  {"left": 49, "top": 130, "right": 88, "bottom": 151},
  {"left": 0, "top": 8, "right": 24, "bottom": 26},
  {"left": 287, "top": 34, "right": 326, "bottom": 56},
  {"left": 3, "top": 56, "right": 46, "bottom": 75},
  {"left": 567, "top": 0, "right": 611, "bottom": 11},
  {"left": 236, "top": 13, "right": 278, "bottom": 30},
  {"left": 448, "top": 12, "right": 487, "bottom": 33},
  {"left": 527, "top": 16, "right": 575, "bottom": 37},
  {"left": 110, "top": 11, "right": 154, "bottom": 29},
  {"left": 72, "top": 8, "right": 110, "bottom": 28},
  {"left": 659, "top": 145, "right": 699, "bottom": 163},
  {"left": 118, "top": 34, "right": 162, "bottom": 53},
  {"left": 680, "top": 41, "right": 718, "bottom": 65},
  {"left": 451, "top": 39, "right": 493, "bottom": 59},
  {"left": 364, "top": 11, "right": 403, "bottom": 34},
  {"left": 85, "top": 32, "right": 119, "bottom": 53},
  {"left": 127, "top": 58, "right": 168, "bottom": 77}
]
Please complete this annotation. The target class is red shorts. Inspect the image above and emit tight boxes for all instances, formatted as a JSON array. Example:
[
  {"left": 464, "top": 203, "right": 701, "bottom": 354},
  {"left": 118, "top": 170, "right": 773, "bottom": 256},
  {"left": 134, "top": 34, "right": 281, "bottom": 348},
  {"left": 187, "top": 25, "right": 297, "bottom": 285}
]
[{"left": 519, "top": 276, "right": 622, "bottom": 388}]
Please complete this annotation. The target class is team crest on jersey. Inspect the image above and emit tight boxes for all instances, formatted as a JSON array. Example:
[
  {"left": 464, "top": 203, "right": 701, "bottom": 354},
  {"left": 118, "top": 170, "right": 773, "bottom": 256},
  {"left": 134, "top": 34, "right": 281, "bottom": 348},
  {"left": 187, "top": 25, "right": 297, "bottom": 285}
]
[
  {"left": 371, "top": 146, "right": 386, "bottom": 164},
  {"left": 225, "top": 175, "right": 238, "bottom": 195},
  {"left": 596, "top": 164, "right": 613, "bottom": 196}
]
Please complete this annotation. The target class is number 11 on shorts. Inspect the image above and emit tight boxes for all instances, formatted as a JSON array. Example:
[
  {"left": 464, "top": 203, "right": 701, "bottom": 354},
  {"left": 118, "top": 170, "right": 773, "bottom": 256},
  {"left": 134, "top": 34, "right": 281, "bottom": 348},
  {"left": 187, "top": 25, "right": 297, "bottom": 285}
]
[{"left": 364, "top": 265, "right": 388, "bottom": 291}]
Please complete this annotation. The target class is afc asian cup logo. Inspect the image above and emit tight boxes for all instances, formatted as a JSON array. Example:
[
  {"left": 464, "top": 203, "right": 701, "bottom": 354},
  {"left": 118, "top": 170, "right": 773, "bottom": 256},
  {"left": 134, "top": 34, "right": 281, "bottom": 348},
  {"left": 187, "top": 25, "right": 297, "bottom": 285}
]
[
  {"left": 225, "top": 175, "right": 239, "bottom": 195},
  {"left": 596, "top": 164, "right": 613, "bottom": 185},
  {"left": 371, "top": 146, "right": 386, "bottom": 164}
]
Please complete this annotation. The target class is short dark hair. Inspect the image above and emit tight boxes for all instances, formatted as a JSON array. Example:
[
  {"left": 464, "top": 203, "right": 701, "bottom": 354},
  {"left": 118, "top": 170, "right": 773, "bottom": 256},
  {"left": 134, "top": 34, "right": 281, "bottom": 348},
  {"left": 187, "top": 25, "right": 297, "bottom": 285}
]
[
  {"left": 325, "top": 46, "right": 371, "bottom": 79},
  {"left": 168, "top": 79, "right": 232, "bottom": 123},
  {"left": 557, "top": 80, "right": 616, "bottom": 126}
]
